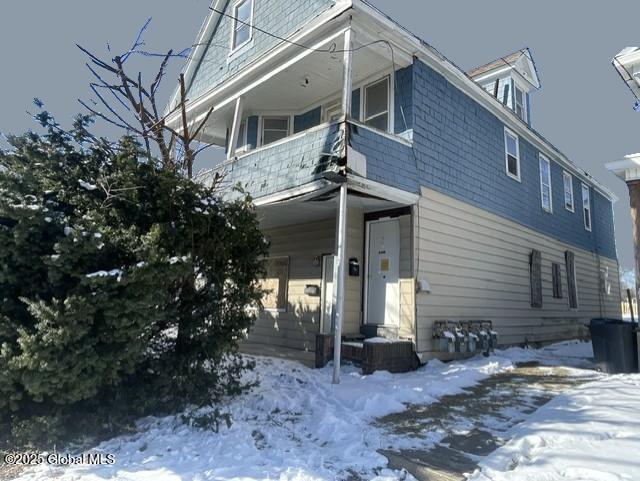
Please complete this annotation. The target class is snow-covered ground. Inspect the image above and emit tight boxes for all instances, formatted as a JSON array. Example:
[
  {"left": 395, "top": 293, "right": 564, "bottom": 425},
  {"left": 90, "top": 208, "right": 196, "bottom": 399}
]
[
  {"left": 12, "top": 341, "right": 640, "bottom": 481},
  {"left": 469, "top": 372, "right": 640, "bottom": 481}
]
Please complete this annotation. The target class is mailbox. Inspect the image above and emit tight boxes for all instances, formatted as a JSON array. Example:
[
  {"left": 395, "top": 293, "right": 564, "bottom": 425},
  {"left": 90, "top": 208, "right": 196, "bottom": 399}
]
[{"left": 349, "top": 257, "right": 360, "bottom": 277}]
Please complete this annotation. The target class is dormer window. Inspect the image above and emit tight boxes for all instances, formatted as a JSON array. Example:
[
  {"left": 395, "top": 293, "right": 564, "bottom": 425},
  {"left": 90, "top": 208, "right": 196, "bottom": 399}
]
[
  {"left": 231, "top": 0, "right": 253, "bottom": 51},
  {"left": 515, "top": 85, "right": 527, "bottom": 122}
]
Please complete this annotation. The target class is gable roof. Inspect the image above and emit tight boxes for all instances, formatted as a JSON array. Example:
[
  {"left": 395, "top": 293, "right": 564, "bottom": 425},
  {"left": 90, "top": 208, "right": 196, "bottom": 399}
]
[{"left": 467, "top": 48, "right": 541, "bottom": 89}]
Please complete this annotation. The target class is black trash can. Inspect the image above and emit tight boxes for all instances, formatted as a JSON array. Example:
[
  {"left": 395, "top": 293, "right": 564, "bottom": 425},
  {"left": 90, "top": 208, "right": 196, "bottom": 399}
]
[{"left": 589, "top": 318, "right": 638, "bottom": 374}]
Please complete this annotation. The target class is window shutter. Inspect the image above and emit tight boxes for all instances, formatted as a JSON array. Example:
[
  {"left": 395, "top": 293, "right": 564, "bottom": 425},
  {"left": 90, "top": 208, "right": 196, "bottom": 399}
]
[
  {"left": 552, "top": 263, "right": 563, "bottom": 299},
  {"left": 530, "top": 249, "right": 543, "bottom": 308},
  {"left": 565, "top": 251, "right": 578, "bottom": 308}
]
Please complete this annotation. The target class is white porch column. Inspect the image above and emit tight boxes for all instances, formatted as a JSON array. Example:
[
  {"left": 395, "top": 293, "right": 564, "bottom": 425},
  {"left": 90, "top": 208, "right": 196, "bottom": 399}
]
[
  {"left": 227, "top": 96, "right": 244, "bottom": 160},
  {"left": 332, "top": 24, "right": 354, "bottom": 385}
]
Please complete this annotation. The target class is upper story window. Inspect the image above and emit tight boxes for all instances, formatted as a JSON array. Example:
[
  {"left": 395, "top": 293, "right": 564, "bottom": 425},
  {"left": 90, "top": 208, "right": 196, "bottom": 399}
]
[
  {"left": 504, "top": 128, "right": 521, "bottom": 181},
  {"left": 323, "top": 99, "right": 342, "bottom": 123},
  {"left": 261, "top": 116, "right": 290, "bottom": 146},
  {"left": 581, "top": 183, "right": 592, "bottom": 231},
  {"left": 563, "top": 171, "right": 574, "bottom": 212},
  {"left": 514, "top": 85, "right": 527, "bottom": 122},
  {"left": 364, "top": 76, "right": 390, "bottom": 132},
  {"left": 231, "top": 0, "right": 253, "bottom": 51},
  {"left": 539, "top": 154, "right": 552, "bottom": 213}
]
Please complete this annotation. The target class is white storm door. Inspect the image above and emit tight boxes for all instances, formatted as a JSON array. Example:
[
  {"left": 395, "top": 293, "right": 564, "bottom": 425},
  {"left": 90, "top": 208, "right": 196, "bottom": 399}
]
[
  {"left": 366, "top": 218, "right": 400, "bottom": 326},
  {"left": 320, "top": 255, "right": 335, "bottom": 334}
]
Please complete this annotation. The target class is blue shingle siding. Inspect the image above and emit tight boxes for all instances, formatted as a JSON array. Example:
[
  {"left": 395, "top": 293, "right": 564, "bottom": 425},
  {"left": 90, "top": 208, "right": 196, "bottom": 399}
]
[
  {"left": 187, "top": 0, "right": 336, "bottom": 100},
  {"left": 409, "top": 59, "right": 617, "bottom": 260},
  {"left": 294, "top": 107, "right": 322, "bottom": 133},
  {"left": 217, "top": 123, "right": 341, "bottom": 199},
  {"left": 348, "top": 124, "right": 418, "bottom": 193},
  {"left": 394, "top": 65, "right": 413, "bottom": 134}
]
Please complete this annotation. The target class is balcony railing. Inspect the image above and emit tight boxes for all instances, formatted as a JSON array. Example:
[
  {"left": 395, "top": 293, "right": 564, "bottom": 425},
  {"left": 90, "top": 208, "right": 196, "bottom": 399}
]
[{"left": 201, "top": 122, "right": 344, "bottom": 200}]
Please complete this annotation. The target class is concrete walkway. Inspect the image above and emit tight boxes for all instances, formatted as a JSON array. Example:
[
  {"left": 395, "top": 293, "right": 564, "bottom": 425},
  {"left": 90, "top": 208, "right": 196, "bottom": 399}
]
[{"left": 376, "top": 362, "right": 597, "bottom": 481}]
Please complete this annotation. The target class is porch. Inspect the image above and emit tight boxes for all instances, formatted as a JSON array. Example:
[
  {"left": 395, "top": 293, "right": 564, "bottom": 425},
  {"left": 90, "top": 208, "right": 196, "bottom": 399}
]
[{"left": 245, "top": 180, "right": 418, "bottom": 360}]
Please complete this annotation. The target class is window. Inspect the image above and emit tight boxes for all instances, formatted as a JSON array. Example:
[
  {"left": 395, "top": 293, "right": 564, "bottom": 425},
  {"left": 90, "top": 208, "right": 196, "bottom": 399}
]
[
  {"left": 565, "top": 251, "right": 578, "bottom": 309},
  {"left": 515, "top": 86, "right": 527, "bottom": 122},
  {"left": 581, "top": 183, "right": 592, "bottom": 231},
  {"left": 323, "top": 100, "right": 342, "bottom": 123},
  {"left": 552, "top": 263, "right": 563, "bottom": 299},
  {"left": 600, "top": 267, "right": 611, "bottom": 296},
  {"left": 236, "top": 121, "right": 247, "bottom": 152},
  {"left": 364, "top": 76, "right": 390, "bottom": 131},
  {"left": 261, "top": 257, "right": 289, "bottom": 311},
  {"left": 530, "top": 249, "right": 543, "bottom": 308},
  {"left": 504, "top": 129, "right": 521, "bottom": 181},
  {"left": 261, "top": 116, "right": 290, "bottom": 146},
  {"left": 539, "top": 155, "right": 553, "bottom": 213},
  {"left": 563, "top": 171, "right": 574, "bottom": 212},
  {"left": 231, "top": 0, "right": 253, "bottom": 51}
]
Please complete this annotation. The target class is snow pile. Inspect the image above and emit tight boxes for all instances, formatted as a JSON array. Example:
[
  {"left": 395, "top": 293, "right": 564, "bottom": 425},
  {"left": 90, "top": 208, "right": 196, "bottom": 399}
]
[
  {"left": 469, "top": 373, "right": 640, "bottom": 481},
  {"left": 14, "top": 341, "right": 608, "bottom": 481}
]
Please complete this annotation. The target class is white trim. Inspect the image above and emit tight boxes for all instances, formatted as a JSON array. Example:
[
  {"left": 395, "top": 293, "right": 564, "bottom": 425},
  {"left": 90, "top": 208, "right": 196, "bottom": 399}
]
[
  {"left": 504, "top": 127, "right": 521, "bottom": 182},
  {"left": 320, "top": 254, "right": 335, "bottom": 334},
  {"left": 363, "top": 217, "right": 401, "bottom": 327},
  {"left": 539, "top": 154, "right": 553, "bottom": 213},
  {"left": 563, "top": 170, "right": 575, "bottom": 212},
  {"left": 347, "top": 175, "right": 419, "bottom": 205},
  {"left": 348, "top": 119, "right": 412, "bottom": 146},
  {"left": 363, "top": 75, "right": 391, "bottom": 132},
  {"left": 229, "top": 0, "right": 255, "bottom": 55},
  {"left": 253, "top": 179, "right": 336, "bottom": 206},
  {"left": 581, "top": 183, "right": 592, "bottom": 232},
  {"left": 260, "top": 115, "right": 292, "bottom": 147}
]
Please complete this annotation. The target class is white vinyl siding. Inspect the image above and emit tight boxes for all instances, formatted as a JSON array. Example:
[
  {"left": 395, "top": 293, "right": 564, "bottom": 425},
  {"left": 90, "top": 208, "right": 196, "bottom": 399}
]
[
  {"left": 231, "top": 0, "right": 253, "bottom": 51},
  {"left": 415, "top": 187, "right": 621, "bottom": 357},
  {"left": 563, "top": 171, "right": 575, "bottom": 212},
  {"left": 364, "top": 76, "right": 390, "bottom": 132},
  {"left": 581, "top": 183, "right": 592, "bottom": 232},
  {"left": 504, "top": 128, "right": 521, "bottom": 181},
  {"left": 539, "top": 154, "right": 553, "bottom": 213}
]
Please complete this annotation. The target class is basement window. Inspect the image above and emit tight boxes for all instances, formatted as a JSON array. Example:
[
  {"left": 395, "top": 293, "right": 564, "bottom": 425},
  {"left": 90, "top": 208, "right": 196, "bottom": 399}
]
[
  {"left": 231, "top": 0, "right": 253, "bottom": 51},
  {"left": 261, "top": 116, "right": 290, "bottom": 146},
  {"left": 504, "top": 128, "right": 521, "bottom": 181},
  {"left": 364, "top": 76, "right": 390, "bottom": 131},
  {"left": 581, "top": 183, "right": 592, "bottom": 232},
  {"left": 539, "top": 154, "right": 553, "bottom": 213}
]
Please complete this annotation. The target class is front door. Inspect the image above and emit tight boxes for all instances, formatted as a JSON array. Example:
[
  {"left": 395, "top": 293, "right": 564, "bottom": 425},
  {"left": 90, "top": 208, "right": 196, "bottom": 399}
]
[
  {"left": 366, "top": 218, "right": 400, "bottom": 326},
  {"left": 320, "top": 254, "right": 335, "bottom": 334}
]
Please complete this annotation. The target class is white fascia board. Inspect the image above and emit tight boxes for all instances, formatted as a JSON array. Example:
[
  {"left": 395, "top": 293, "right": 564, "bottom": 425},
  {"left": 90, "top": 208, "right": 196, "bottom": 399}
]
[
  {"left": 166, "top": 1, "right": 354, "bottom": 127},
  {"left": 347, "top": 175, "right": 419, "bottom": 205},
  {"left": 253, "top": 179, "right": 336, "bottom": 206},
  {"left": 606, "top": 154, "right": 640, "bottom": 182},
  {"left": 614, "top": 47, "right": 640, "bottom": 68},
  {"left": 166, "top": 0, "right": 227, "bottom": 114},
  {"left": 352, "top": 0, "right": 616, "bottom": 202}
]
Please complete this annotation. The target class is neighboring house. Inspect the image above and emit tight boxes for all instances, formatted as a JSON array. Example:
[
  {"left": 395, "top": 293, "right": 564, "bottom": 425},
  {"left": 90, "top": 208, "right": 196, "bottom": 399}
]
[
  {"left": 167, "top": 0, "right": 621, "bottom": 363},
  {"left": 608, "top": 48, "right": 640, "bottom": 299}
]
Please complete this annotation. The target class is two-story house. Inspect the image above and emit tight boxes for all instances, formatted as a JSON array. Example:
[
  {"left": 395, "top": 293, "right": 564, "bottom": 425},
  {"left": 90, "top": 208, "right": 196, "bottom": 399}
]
[{"left": 166, "top": 0, "right": 621, "bottom": 365}]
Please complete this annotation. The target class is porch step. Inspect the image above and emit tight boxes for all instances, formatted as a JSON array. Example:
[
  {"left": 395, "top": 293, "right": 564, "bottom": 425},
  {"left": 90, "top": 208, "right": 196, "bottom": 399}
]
[{"left": 361, "top": 324, "right": 399, "bottom": 340}]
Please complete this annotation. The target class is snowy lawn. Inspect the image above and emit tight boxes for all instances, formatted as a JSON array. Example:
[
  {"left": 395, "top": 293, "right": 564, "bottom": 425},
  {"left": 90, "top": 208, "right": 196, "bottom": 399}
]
[{"left": 12, "top": 341, "right": 637, "bottom": 481}]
